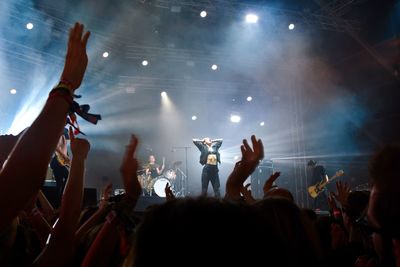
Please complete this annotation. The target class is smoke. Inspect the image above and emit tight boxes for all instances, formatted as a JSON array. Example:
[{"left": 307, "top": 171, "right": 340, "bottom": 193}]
[{"left": 0, "top": 0, "right": 374, "bottom": 196}]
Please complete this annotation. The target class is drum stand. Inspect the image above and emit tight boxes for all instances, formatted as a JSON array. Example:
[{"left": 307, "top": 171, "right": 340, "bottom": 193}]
[
  {"left": 175, "top": 167, "right": 187, "bottom": 197},
  {"left": 172, "top": 146, "right": 190, "bottom": 197}
]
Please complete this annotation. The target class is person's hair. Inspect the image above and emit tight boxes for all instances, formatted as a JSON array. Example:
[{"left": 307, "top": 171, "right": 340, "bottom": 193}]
[
  {"left": 255, "top": 198, "right": 322, "bottom": 266},
  {"left": 345, "top": 190, "right": 370, "bottom": 223},
  {"left": 131, "top": 197, "right": 292, "bottom": 267},
  {"left": 369, "top": 143, "right": 400, "bottom": 192},
  {"left": 307, "top": 160, "right": 317, "bottom": 167},
  {"left": 264, "top": 187, "right": 294, "bottom": 202}
]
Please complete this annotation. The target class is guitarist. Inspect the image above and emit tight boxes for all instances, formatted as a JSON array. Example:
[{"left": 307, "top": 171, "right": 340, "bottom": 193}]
[
  {"left": 50, "top": 129, "right": 70, "bottom": 206},
  {"left": 307, "top": 160, "right": 329, "bottom": 211}
]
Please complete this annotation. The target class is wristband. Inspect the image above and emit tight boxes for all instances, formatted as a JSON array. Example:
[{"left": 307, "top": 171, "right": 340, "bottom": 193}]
[
  {"left": 48, "top": 82, "right": 74, "bottom": 103},
  {"left": 57, "top": 83, "right": 74, "bottom": 96},
  {"left": 59, "top": 79, "right": 74, "bottom": 90}
]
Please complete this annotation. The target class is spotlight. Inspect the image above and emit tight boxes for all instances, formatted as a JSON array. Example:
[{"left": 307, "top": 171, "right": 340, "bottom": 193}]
[
  {"left": 161, "top": 91, "right": 167, "bottom": 97},
  {"left": 260, "top": 121, "right": 265, "bottom": 127},
  {"left": 230, "top": 115, "right": 241, "bottom": 123},
  {"left": 102, "top": 52, "right": 109, "bottom": 58},
  {"left": 10, "top": 88, "right": 17, "bottom": 94},
  {"left": 211, "top": 64, "right": 218, "bottom": 70},
  {"left": 245, "top": 14, "right": 258, "bottom": 23},
  {"left": 234, "top": 155, "right": 240, "bottom": 160},
  {"left": 246, "top": 96, "right": 252, "bottom": 102},
  {"left": 288, "top": 23, "right": 295, "bottom": 30},
  {"left": 191, "top": 115, "right": 197, "bottom": 121},
  {"left": 200, "top": 10, "right": 207, "bottom": 18},
  {"left": 142, "top": 60, "right": 149, "bottom": 66},
  {"left": 26, "top": 22, "right": 34, "bottom": 30}
]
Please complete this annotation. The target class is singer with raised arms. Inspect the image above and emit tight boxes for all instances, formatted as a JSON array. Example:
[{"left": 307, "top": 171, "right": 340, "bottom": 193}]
[{"left": 193, "top": 137, "right": 223, "bottom": 198}]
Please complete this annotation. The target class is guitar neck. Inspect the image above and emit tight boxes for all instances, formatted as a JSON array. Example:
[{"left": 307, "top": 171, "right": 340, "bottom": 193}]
[{"left": 319, "top": 175, "right": 338, "bottom": 188}]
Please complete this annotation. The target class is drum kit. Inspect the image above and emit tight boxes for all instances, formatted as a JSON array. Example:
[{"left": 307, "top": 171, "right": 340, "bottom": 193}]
[{"left": 137, "top": 160, "right": 184, "bottom": 197}]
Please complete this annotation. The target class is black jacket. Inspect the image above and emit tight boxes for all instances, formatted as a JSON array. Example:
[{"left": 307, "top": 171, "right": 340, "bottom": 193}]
[{"left": 193, "top": 139, "right": 222, "bottom": 166}]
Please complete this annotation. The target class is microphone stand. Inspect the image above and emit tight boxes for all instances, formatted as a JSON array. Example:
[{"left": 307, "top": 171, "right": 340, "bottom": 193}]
[{"left": 172, "top": 146, "right": 191, "bottom": 197}]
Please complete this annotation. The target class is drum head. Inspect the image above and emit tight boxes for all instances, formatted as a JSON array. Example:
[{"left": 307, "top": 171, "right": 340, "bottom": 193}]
[{"left": 153, "top": 177, "right": 170, "bottom": 197}]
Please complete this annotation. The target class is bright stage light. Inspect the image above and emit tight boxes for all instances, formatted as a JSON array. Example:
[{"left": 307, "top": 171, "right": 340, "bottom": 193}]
[
  {"left": 10, "top": 88, "right": 17, "bottom": 94},
  {"left": 191, "top": 115, "right": 197, "bottom": 121},
  {"left": 142, "top": 60, "right": 149, "bottom": 66},
  {"left": 230, "top": 115, "right": 241, "bottom": 123},
  {"left": 211, "top": 64, "right": 218, "bottom": 70},
  {"left": 245, "top": 14, "right": 258, "bottom": 23},
  {"left": 288, "top": 23, "right": 295, "bottom": 30},
  {"left": 161, "top": 91, "right": 167, "bottom": 97},
  {"left": 246, "top": 96, "right": 252, "bottom": 102},
  {"left": 26, "top": 23, "right": 34, "bottom": 30},
  {"left": 102, "top": 52, "right": 109, "bottom": 58},
  {"left": 200, "top": 10, "right": 207, "bottom": 18},
  {"left": 260, "top": 121, "right": 265, "bottom": 126}
]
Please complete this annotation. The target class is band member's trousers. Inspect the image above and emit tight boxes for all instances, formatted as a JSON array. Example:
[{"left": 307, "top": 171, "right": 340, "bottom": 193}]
[
  {"left": 50, "top": 156, "right": 69, "bottom": 207},
  {"left": 201, "top": 164, "right": 220, "bottom": 198}
]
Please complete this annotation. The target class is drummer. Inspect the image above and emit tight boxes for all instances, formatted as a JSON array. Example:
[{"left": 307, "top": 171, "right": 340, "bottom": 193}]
[{"left": 145, "top": 155, "right": 165, "bottom": 180}]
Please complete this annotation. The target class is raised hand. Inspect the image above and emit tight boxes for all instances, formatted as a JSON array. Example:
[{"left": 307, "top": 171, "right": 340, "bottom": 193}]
[
  {"left": 165, "top": 183, "right": 175, "bottom": 201},
  {"left": 240, "top": 135, "right": 264, "bottom": 172},
  {"left": 332, "top": 181, "right": 351, "bottom": 208},
  {"left": 263, "top": 171, "right": 281, "bottom": 196},
  {"left": 120, "top": 135, "right": 141, "bottom": 199},
  {"left": 240, "top": 183, "right": 256, "bottom": 204},
  {"left": 225, "top": 135, "right": 264, "bottom": 200},
  {"left": 60, "top": 22, "right": 91, "bottom": 91},
  {"left": 69, "top": 127, "right": 90, "bottom": 160}
]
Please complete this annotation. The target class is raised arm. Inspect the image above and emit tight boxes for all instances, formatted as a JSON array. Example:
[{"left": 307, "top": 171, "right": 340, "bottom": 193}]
[
  {"left": 34, "top": 128, "right": 90, "bottom": 267},
  {"left": 213, "top": 138, "right": 223, "bottom": 149},
  {"left": 193, "top": 138, "right": 204, "bottom": 150},
  {"left": 157, "top": 157, "right": 165, "bottom": 175},
  {"left": 82, "top": 135, "right": 141, "bottom": 267},
  {"left": 0, "top": 22, "right": 90, "bottom": 231}
]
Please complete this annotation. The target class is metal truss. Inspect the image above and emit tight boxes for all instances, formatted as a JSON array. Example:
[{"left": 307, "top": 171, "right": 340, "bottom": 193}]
[{"left": 137, "top": 0, "right": 361, "bottom": 32}]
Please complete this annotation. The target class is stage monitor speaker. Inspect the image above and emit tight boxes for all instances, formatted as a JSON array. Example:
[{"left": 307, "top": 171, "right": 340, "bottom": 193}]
[{"left": 250, "top": 160, "right": 274, "bottom": 199}]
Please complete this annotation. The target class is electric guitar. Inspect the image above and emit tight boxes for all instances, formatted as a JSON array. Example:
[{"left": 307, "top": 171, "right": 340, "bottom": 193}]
[
  {"left": 55, "top": 151, "right": 70, "bottom": 168},
  {"left": 308, "top": 170, "right": 345, "bottom": 198}
]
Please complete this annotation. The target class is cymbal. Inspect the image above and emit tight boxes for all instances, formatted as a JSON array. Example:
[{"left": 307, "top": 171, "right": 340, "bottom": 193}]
[{"left": 172, "top": 161, "right": 182, "bottom": 166}]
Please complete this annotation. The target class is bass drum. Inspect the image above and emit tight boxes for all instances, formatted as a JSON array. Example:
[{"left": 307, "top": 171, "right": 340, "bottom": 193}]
[{"left": 153, "top": 177, "right": 172, "bottom": 197}]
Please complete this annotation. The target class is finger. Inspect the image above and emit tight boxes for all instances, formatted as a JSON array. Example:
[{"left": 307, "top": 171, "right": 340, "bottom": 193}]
[
  {"left": 125, "top": 135, "right": 138, "bottom": 158},
  {"left": 258, "top": 139, "right": 264, "bottom": 159},
  {"left": 68, "top": 27, "right": 74, "bottom": 49},
  {"left": 71, "top": 22, "right": 79, "bottom": 41},
  {"left": 76, "top": 23, "right": 84, "bottom": 41},
  {"left": 82, "top": 31, "right": 90, "bottom": 47},
  {"left": 243, "top": 139, "right": 251, "bottom": 152},
  {"left": 251, "top": 135, "right": 257, "bottom": 152},
  {"left": 240, "top": 145, "right": 246, "bottom": 156}
]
